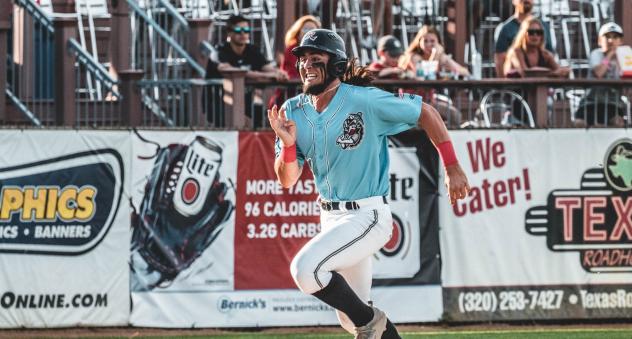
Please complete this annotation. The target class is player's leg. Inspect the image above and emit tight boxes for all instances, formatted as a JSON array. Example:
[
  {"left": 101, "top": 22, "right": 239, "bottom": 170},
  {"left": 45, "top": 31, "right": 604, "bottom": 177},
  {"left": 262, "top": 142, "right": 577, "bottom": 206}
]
[
  {"left": 290, "top": 204, "right": 392, "bottom": 336},
  {"left": 334, "top": 257, "right": 372, "bottom": 333},
  {"left": 335, "top": 237, "right": 401, "bottom": 339}
]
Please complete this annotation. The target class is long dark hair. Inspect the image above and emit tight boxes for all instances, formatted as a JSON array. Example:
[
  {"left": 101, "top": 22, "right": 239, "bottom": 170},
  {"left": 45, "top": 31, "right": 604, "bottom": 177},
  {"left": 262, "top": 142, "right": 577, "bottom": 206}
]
[{"left": 342, "top": 58, "right": 374, "bottom": 87}]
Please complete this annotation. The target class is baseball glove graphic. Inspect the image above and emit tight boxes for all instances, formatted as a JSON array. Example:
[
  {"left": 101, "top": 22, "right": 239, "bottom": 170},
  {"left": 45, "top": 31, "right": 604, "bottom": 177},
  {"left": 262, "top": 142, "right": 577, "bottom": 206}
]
[{"left": 131, "top": 135, "right": 234, "bottom": 290}]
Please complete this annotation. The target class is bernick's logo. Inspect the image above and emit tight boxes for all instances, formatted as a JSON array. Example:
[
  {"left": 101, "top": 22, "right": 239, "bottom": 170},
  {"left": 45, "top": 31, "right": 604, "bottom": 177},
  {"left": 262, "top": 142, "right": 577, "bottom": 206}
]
[
  {"left": 525, "top": 138, "right": 632, "bottom": 273},
  {"left": 0, "top": 150, "right": 124, "bottom": 255}
]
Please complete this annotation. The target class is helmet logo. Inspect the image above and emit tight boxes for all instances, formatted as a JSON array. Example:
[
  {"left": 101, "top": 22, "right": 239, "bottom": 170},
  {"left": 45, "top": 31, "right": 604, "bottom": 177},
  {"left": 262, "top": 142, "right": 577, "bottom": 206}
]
[{"left": 306, "top": 31, "right": 318, "bottom": 41}]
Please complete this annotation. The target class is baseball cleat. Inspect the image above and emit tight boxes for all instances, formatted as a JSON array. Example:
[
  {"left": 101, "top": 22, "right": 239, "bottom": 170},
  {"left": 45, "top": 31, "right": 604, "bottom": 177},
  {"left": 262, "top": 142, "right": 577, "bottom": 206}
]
[{"left": 354, "top": 306, "right": 387, "bottom": 339}]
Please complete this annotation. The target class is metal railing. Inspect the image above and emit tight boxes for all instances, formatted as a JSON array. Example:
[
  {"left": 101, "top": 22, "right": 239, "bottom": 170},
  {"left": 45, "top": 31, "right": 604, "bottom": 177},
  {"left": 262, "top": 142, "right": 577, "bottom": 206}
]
[
  {"left": 137, "top": 78, "right": 224, "bottom": 127},
  {"left": 68, "top": 38, "right": 122, "bottom": 127},
  {"left": 374, "top": 78, "right": 631, "bottom": 128},
  {"left": 129, "top": 0, "right": 204, "bottom": 79},
  {"left": 241, "top": 78, "right": 631, "bottom": 130},
  {"left": 7, "top": 0, "right": 56, "bottom": 126}
]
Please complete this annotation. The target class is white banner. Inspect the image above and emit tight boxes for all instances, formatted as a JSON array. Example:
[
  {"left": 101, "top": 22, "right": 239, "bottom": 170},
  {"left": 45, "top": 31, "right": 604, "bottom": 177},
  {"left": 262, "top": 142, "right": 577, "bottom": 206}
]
[
  {"left": 131, "top": 132, "right": 442, "bottom": 327},
  {"left": 131, "top": 285, "right": 441, "bottom": 327},
  {"left": 0, "top": 130, "right": 130, "bottom": 327},
  {"left": 374, "top": 147, "right": 421, "bottom": 279},
  {"left": 440, "top": 129, "right": 632, "bottom": 320},
  {"left": 130, "top": 131, "right": 239, "bottom": 325}
]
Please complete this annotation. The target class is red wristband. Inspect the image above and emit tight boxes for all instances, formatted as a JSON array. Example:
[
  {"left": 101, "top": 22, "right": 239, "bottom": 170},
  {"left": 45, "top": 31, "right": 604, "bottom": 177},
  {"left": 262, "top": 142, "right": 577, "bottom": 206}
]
[
  {"left": 281, "top": 143, "right": 297, "bottom": 163},
  {"left": 436, "top": 141, "right": 458, "bottom": 167}
]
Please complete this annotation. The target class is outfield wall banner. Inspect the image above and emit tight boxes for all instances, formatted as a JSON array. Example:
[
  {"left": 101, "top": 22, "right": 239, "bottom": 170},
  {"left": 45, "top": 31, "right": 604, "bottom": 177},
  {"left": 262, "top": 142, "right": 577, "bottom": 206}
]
[
  {"left": 0, "top": 130, "right": 130, "bottom": 328},
  {"left": 440, "top": 129, "right": 632, "bottom": 321},
  {"left": 131, "top": 131, "right": 442, "bottom": 327}
]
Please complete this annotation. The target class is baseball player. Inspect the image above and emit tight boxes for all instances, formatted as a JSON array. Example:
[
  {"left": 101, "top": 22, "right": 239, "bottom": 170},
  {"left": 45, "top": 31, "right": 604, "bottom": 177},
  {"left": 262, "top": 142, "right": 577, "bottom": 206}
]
[{"left": 268, "top": 29, "right": 470, "bottom": 339}]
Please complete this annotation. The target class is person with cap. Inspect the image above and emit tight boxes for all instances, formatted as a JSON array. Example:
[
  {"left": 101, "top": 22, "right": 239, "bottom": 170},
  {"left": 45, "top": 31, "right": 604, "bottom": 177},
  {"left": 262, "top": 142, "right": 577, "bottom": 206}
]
[
  {"left": 368, "top": 35, "right": 411, "bottom": 79},
  {"left": 574, "top": 22, "right": 627, "bottom": 127},
  {"left": 590, "top": 22, "right": 624, "bottom": 80},
  {"left": 267, "top": 28, "right": 470, "bottom": 338}
]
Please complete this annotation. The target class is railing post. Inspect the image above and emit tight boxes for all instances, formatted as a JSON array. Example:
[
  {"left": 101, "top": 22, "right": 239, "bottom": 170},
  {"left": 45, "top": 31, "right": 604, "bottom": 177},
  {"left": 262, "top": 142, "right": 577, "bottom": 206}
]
[
  {"left": 190, "top": 80, "right": 205, "bottom": 127},
  {"left": 382, "top": 0, "right": 393, "bottom": 36},
  {"left": 528, "top": 82, "right": 549, "bottom": 128},
  {"left": 119, "top": 69, "right": 144, "bottom": 126},
  {"left": 275, "top": 0, "right": 295, "bottom": 62},
  {"left": 187, "top": 18, "right": 212, "bottom": 77},
  {"left": 109, "top": 0, "right": 132, "bottom": 74},
  {"left": 454, "top": 0, "right": 467, "bottom": 65},
  {"left": 221, "top": 69, "right": 248, "bottom": 129},
  {"left": 615, "top": 0, "right": 632, "bottom": 47},
  {"left": 0, "top": 2, "right": 11, "bottom": 122},
  {"left": 52, "top": 16, "right": 77, "bottom": 126}
]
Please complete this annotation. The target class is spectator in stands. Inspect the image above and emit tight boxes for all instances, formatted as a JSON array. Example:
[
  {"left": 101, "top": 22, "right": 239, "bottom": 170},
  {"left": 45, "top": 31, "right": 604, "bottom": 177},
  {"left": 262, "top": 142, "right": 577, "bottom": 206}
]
[
  {"left": 398, "top": 25, "right": 467, "bottom": 128},
  {"left": 368, "top": 35, "right": 411, "bottom": 79},
  {"left": 494, "top": 0, "right": 554, "bottom": 77},
  {"left": 574, "top": 22, "right": 627, "bottom": 127},
  {"left": 206, "top": 14, "right": 288, "bottom": 81},
  {"left": 503, "top": 16, "right": 570, "bottom": 78},
  {"left": 205, "top": 14, "right": 287, "bottom": 127},
  {"left": 279, "top": 15, "right": 321, "bottom": 80},
  {"left": 399, "top": 25, "right": 470, "bottom": 78}
]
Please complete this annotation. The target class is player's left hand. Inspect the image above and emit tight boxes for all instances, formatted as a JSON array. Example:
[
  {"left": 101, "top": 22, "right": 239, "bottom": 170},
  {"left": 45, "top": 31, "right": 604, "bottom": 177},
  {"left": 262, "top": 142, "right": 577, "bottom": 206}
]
[{"left": 444, "top": 163, "right": 470, "bottom": 205}]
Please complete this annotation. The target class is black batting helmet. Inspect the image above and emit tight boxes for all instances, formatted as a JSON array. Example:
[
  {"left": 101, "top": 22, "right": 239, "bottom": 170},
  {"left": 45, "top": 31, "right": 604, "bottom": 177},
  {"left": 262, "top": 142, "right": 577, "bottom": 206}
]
[{"left": 292, "top": 29, "right": 348, "bottom": 77}]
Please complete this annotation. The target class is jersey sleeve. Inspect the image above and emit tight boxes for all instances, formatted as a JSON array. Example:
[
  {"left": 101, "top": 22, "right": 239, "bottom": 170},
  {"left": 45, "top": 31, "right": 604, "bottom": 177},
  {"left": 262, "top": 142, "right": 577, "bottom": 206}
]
[
  {"left": 274, "top": 101, "right": 305, "bottom": 167},
  {"left": 367, "top": 87, "right": 422, "bottom": 136}
]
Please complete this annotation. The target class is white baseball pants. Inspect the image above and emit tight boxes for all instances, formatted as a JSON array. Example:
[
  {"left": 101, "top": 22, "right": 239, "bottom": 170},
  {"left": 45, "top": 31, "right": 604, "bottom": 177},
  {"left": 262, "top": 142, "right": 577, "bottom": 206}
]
[{"left": 290, "top": 196, "right": 392, "bottom": 332}]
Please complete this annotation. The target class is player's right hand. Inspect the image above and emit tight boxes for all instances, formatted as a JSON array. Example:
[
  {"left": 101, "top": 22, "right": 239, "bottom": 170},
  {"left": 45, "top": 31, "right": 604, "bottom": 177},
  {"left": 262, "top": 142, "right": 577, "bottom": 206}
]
[{"left": 267, "top": 105, "right": 296, "bottom": 146}]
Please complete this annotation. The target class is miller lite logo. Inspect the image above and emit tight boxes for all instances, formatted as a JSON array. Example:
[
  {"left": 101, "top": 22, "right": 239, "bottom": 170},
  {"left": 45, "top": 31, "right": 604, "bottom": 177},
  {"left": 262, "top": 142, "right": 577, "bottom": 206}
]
[
  {"left": 173, "top": 137, "right": 222, "bottom": 217},
  {"left": 381, "top": 213, "right": 405, "bottom": 256},
  {"left": 373, "top": 147, "right": 421, "bottom": 279},
  {"left": 525, "top": 138, "right": 632, "bottom": 273}
]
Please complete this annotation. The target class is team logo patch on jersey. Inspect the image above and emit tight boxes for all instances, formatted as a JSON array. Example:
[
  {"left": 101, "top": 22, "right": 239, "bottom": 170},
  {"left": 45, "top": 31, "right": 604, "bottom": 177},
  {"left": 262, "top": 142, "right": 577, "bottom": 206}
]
[{"left": 336, "top": 112, "right": 364, "bottom": 150}]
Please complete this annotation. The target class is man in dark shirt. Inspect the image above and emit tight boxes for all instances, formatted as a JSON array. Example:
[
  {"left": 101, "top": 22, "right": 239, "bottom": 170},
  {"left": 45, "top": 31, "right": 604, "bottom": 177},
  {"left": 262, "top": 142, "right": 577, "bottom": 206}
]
[
  {"left": 205, "top": 14, "right": 287, "bottom": 127},
  {"left": 206, "top": 15, "right": 287, "bottom": 81},
  {"left": 494, "top": 0, "right": 554, "bottom": 77}
]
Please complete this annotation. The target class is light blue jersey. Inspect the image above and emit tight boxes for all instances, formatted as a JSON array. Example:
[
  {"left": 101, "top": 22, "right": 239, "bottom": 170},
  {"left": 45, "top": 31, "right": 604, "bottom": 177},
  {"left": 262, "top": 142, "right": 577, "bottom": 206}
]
[{"left": 276, "top": 83, "right": 422, "bottom": 201}]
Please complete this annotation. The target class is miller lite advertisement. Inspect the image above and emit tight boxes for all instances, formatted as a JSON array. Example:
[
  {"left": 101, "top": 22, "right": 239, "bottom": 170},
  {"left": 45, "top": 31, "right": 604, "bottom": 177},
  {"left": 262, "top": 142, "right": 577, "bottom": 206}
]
[
  {"left": 129, "top": 131, "right": 237, "bottom": 291},
  {"left": 441, "top": 130, "right": 632, "bottom": 321},
  {"left": 372, "top": 145, "right": 420, "bottom": 279},
  {"left": 0, "top": 130, "right": 130, "bottom": 328},
  {"left": 129, "top": 131, "right": 238, "bottom": 327}
]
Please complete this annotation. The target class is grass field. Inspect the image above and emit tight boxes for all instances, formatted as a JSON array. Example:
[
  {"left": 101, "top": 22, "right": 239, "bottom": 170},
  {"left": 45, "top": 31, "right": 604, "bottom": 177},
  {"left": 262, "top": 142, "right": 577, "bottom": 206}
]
[{"left": 16, "top": 328, "right": 632, "bottom": 339}]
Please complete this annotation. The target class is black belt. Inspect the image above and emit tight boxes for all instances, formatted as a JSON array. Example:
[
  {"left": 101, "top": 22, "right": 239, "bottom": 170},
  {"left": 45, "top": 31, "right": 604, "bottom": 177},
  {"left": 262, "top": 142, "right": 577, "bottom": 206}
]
[{"left": 320, "top": 196, "right": 388, "bottom": 211}]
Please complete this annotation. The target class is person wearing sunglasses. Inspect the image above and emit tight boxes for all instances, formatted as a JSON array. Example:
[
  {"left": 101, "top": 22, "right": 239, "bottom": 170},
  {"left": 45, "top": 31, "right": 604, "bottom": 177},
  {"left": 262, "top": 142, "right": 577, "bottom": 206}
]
[
  {"left": 494, "top": 0, "right": 554, "bottom": 78},
  {"left": 503, "top": 16, "right": 569, "bottom": 78},
  {"left": 205, "top": 15, "right": 288, "bottom": 127},
  {"left": 206, "top": 15, "right": 288, "bottom": 82}
]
